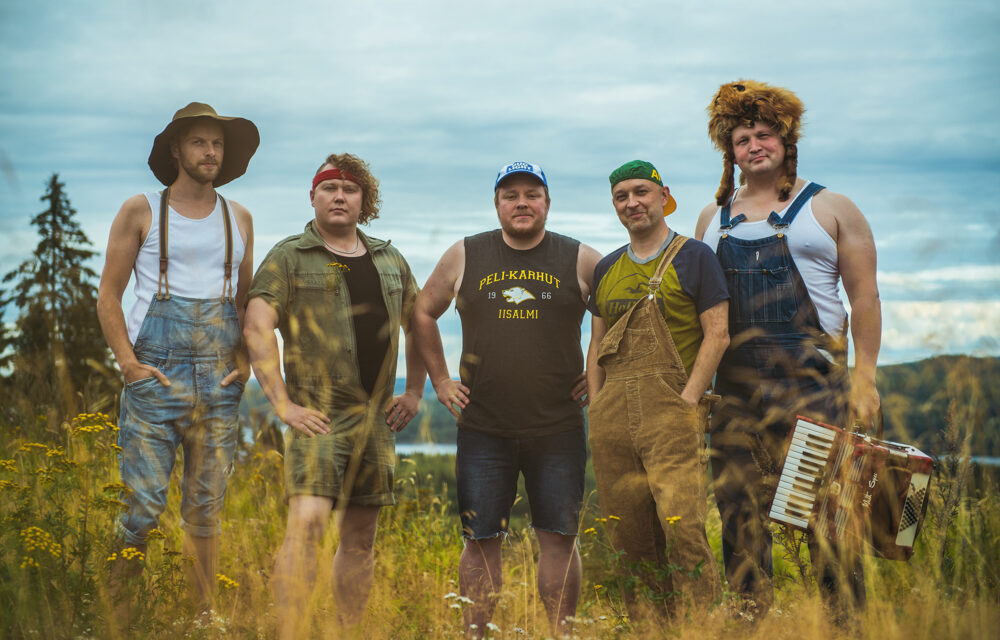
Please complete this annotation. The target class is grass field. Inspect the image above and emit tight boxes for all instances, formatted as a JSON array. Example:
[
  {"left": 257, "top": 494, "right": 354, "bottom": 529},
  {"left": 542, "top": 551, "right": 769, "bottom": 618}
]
[{"left": 1, "top": 410, "right": 998, "bottom": 639}]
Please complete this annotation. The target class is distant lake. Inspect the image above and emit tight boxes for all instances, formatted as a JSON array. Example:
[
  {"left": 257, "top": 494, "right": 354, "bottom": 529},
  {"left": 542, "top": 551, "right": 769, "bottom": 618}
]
[
  {"left": 391, "top": 447, "right": 1000, "bottom": 464},
  {"left": 396, "top": 442, "right": 457, "bottom": 456},
  {"left": 970, "top": 457, "right": 1000, "bottom": 467}
]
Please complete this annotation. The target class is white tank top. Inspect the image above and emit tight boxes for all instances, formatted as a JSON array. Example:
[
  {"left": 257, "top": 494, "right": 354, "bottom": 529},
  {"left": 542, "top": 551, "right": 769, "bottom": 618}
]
[
  {"left": 126, "top": 191, "right": 246, "bottom": 344},
  {"left": 702, "top": 183, "right": 847, "bottom": 337}
]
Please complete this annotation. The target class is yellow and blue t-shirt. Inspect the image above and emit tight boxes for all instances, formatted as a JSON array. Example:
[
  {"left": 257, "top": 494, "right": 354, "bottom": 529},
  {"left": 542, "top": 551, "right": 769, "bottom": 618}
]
[{"left": 588, "top": 234, "right": 729, "bottom": 374}]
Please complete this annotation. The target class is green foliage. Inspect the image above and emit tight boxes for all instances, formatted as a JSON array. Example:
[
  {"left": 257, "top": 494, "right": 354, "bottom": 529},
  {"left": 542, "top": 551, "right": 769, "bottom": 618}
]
[
  {"left": 0, "top": 175, "right": 118, "bottom": 427},
  {"left": 878, "top": 355, "right": 1000, "bottom": 457},
  {"left": 2, "top": 407, "right": 999, "bottom": 638}
]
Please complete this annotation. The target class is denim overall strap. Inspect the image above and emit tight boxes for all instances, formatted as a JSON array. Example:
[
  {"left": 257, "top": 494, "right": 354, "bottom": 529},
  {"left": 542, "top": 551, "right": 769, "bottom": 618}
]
[
  {"left": 719, "top": 191, "right": 745, "bottom": 230},
  {"left": 155, "top": 189, "right": 235, "bottom": 301},
  {"left": 767, "top": 182, "right": 825, "bottom": 229}
]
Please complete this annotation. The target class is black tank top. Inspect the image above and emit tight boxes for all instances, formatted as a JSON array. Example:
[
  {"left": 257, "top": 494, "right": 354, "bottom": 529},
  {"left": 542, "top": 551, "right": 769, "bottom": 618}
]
[
  {"left": 456, "top": 230, "right": 585, "bottom": 437},
  {"left": 330, "top": 251, "right": 389, "bottom": 397}
]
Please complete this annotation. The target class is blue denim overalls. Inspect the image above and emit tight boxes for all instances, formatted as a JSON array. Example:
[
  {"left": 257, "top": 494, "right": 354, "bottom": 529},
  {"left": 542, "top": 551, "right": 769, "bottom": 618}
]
[
  {"left": 118, "top": 189, "right": 243, "bottom": 545},
  {"left": 709, "top": 183, "right": 865, "bottom": 614}
]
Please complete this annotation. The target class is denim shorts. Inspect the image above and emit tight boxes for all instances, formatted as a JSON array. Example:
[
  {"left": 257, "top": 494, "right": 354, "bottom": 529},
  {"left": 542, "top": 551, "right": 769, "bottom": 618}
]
[
  {"left": 118, "top": 296, "right": 242, "bottom": 546},
  {"left": 456, "top": 427, "right": 586, "bottom": 539}
]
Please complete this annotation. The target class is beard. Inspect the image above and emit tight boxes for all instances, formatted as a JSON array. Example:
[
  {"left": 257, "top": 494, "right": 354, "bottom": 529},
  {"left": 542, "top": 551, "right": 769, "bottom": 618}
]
[
  {"left": 178, "top": 156, "right": 220, "bottom": 185},
  {"left": 499, "top": 213, "right": 546, "bottom": 240}
]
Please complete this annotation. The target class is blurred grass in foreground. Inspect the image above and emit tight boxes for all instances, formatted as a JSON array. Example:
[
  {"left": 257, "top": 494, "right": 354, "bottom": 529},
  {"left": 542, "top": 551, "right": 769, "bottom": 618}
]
[{"left": 1, "top": 408, "right": 998, "bottom": 639}]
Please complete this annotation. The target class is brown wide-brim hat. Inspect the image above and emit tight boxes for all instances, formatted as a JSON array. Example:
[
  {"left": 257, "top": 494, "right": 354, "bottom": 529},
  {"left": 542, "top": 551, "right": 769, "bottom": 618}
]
[{"left": 148, "top": 102, "right": 260, "bottom": 187}]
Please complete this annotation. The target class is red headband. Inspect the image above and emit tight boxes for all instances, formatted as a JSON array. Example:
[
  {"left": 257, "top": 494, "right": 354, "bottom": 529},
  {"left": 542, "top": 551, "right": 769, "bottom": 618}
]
[{"left": 311, "top": 168, "right": 359, "bottom": 195}]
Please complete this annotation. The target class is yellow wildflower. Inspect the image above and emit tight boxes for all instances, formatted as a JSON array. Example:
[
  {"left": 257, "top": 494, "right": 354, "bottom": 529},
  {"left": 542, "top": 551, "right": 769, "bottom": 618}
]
[
  {"left": 20, "top": 526, "right": 62, "bottom": 557},
  {"left": 121, "top": 547, "right": 145, "bottom": 561},
  {"left": 584, "top": 527, "right": 597, "bottom": 535},
  {"left": 216, "top": 573, "right": 239, "bottom": 589},
  {"left": 608, "top": 515, "right": 620, "bottom": 521},
  {"left": 665, "top": 516, "right": 682, "bottom": 525},
  {"left": 0, "top": 458, "right": 17, "bottom": 472}
]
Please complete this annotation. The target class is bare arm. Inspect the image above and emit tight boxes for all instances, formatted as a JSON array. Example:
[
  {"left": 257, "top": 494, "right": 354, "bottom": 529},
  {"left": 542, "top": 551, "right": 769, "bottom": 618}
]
[
  {"left": 569, "top": 243, "right": 604, "bottom": 405},
  {"left": 243, "top": 297, "right": 330, "bottom": 436},
  {"left": 694, "top": 202, "right": 718, "bottom": 242},
  {"left": 681, "top": 300, "right": 730, "bottom": 406},
  {"left": 222, "top": 200, "right": 254, "bottom": 387},
  {"left": 820, "top": 191, "right": 882, "bottom": 426},
  {"left": 412, "top": 240, "right": 469, "bottom": 418},
  {"left": 96, "top": 195, "right": 169, "bottom": 386},
  {"left": 576, "top": 243, "right": 602, "bottom": 302},
  {"left": 586, "top": 315, "right": 608, "bottom": 400}
]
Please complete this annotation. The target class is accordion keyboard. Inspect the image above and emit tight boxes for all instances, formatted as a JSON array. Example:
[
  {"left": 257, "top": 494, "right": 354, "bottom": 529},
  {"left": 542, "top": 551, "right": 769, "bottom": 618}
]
[{"left": 769, "top": 418, "right": 838, "bottom": 528}]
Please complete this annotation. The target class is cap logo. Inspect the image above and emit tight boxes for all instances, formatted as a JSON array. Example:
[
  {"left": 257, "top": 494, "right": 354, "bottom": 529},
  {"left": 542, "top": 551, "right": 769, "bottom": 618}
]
[
  {"left": 495, "top": 161, "right": 547, "bottom": 188},
  {"left": 651, "top": 169, "right": 660, "bottom": 182}
]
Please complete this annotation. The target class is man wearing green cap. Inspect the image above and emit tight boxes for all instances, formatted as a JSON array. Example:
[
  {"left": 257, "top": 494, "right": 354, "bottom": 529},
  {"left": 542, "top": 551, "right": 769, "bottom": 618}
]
[{"left": 586, "top": 160, "right": 730, "bottom": 619}]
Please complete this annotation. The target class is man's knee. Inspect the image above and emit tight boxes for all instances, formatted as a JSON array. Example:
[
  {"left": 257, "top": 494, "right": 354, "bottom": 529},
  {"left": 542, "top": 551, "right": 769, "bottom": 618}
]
[
  {"left": 338, "top": 505, "right": 380, "bottom": 553},
  {"left": 535, "top": 529, "right": 578, "bottom": 558},
  {"left": 286, "top": 495, "right": 335, "bottom": 544}
]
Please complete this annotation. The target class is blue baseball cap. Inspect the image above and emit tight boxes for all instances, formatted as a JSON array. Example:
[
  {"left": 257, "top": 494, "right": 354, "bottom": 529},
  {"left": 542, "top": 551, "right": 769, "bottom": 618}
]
[{"left": 495, "top": 161, "right": 547, "bottom": 189}]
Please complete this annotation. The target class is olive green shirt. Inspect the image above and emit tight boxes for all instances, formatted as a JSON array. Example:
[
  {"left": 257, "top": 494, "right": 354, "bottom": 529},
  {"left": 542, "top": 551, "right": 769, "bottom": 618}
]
[{"left": 248, "top": 221, "right": 418, "bottom": 429}]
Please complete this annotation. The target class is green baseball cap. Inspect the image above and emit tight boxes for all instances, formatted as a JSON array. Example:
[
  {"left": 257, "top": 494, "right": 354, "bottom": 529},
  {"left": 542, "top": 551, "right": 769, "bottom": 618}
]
[{"left": 608, "top": 160, "right": 677, "bottom": 215}]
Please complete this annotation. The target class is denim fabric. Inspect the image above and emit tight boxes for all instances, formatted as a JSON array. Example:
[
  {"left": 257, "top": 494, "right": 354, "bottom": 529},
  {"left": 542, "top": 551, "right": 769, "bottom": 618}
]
[
  {"left": 711, "top": 198, "right": 865, "bottom": 613},
  {"left": 118, "top": 295, "right": 242, "bottom": 545},
  {"left": 455, "top": 427, "right": 586, "bottom": 538},
  {"left": 589, "top": 299, "right": 722, "bottom": 618}
]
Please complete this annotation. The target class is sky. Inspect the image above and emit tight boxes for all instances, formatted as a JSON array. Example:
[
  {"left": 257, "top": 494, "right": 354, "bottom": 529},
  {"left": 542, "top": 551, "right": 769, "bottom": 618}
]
[{"left": 1, "top": 0, "right": 998, "bottom": 374}]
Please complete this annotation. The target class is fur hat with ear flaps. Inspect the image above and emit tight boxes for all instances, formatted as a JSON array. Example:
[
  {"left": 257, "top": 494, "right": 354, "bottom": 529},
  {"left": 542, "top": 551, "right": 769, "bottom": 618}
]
[{"left": 707, "top": 80, "right": 804, "bottom": 205}]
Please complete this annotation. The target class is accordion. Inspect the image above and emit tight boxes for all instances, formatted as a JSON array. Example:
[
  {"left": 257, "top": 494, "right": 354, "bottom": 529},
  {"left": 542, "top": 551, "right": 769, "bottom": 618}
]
[{"left": 768, "top": 415, "right": 934, "bottom": 561}]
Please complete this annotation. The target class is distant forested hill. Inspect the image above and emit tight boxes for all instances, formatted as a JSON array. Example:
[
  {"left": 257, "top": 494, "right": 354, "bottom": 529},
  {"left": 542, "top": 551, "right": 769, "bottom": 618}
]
[
  {"left": 240, "top": 355, "right": 999, "bottom": 456},
  {"left": 877, "top": 355, "right": 999, "bottom": 457}
]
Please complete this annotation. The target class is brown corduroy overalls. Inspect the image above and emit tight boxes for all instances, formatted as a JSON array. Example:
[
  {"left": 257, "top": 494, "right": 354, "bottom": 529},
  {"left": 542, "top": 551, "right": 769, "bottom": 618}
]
[{"left": 589, "top": 235, "right": 722, "bottom": 618}]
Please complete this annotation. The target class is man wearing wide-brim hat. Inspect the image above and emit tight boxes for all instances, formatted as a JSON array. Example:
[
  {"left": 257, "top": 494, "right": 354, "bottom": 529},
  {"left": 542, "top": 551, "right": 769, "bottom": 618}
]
[{"left": 97, "top": 102, "right": 259, "bottom": 619}]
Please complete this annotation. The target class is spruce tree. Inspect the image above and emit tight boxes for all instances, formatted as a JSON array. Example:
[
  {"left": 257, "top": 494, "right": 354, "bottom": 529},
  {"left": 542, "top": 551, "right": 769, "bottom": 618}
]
[{"left": 0, "top": 174, "right": 116, "bottom": 424}]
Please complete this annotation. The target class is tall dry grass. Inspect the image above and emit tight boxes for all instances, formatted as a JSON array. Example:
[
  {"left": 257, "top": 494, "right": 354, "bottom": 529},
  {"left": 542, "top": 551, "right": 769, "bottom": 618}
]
[{"left": 1, "top": 407, "right": 998, "bottom": 639}]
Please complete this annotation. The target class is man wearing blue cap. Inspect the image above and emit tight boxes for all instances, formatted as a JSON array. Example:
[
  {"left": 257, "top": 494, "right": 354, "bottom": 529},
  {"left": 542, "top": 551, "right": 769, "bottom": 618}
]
[
  {"left": 587, "top": 160, "right": 730, "bottom": 620},
  {"left": 413, "top": 162, "right": 601, "bottom": 637}
]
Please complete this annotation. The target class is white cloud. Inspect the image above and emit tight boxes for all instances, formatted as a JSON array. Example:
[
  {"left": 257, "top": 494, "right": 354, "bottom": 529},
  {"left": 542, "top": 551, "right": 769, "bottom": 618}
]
[{"left": 880, "top": 300, "right": 1000, "bottom": 363}]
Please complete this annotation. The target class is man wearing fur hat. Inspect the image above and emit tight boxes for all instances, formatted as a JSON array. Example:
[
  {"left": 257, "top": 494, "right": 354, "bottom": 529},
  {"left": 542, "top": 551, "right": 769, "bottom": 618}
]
[
  {"left": 695, "top": 80, "right": 881, "bottom": 617},
  {"left": 97, "top": 103, "right": 258, "bottom": 614},
  {"left": 587, "top": 160, "right": 730, "bottom": 620}
]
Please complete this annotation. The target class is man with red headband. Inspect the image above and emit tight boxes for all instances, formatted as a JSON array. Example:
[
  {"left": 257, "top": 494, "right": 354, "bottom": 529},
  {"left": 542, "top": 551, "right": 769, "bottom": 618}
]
[
  {"left": 244, "top": 153, "right": 424, "bottom": 637},
  {"left": 696, "top": 80, "right": 880, "bottom": 620}
]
